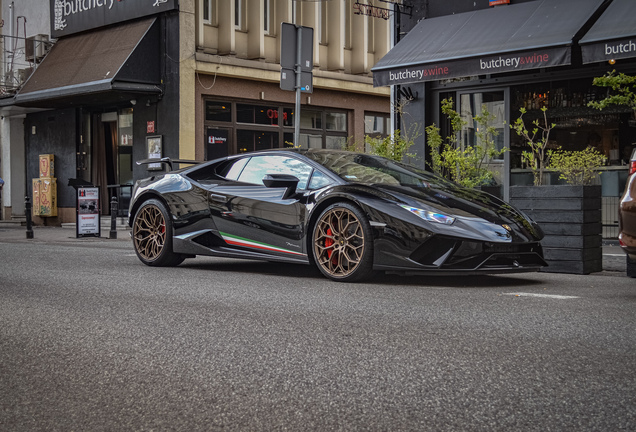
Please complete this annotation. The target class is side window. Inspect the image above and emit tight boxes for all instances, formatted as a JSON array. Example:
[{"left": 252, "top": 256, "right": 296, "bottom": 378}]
[
  {"left": 308, "top": 170, "right": 333, "bottom": 190},
  {"left": 237, "top": 155, "right": 312, "bottom": 189},
  {"left": 218, "top": 157, "right": 250, "bottom": 180}
]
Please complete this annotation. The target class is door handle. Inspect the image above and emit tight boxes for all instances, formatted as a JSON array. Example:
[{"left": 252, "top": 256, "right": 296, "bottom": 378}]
[{"left": 210, "top": 193, "right": 227, "bottom": 203}]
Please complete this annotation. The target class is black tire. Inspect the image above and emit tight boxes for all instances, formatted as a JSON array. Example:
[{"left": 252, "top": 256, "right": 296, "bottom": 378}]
[
  {"left": 312, "top": 202, "right": 375, "bottom": 282},
  {"left": 132, "top": 198, "right": 185, "bottom": 267}
]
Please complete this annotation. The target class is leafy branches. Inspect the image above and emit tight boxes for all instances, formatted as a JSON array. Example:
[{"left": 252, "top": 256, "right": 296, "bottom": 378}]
[
  {"left": 509, "top": 107, "right": 555, "bottom": 186},
  {"left": 426, "top": 98, "right": 506, "bottom": 188},
  {"left": 365, "top": 125, "right": 420, "bottom": 162},
  {"left": 588, "top": 70, "right": 636, "bottom": 112}
]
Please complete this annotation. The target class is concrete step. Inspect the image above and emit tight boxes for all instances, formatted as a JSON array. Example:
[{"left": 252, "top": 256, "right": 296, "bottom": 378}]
[{"left": 0, "top": 219, "right": 25, "bottom": 227}]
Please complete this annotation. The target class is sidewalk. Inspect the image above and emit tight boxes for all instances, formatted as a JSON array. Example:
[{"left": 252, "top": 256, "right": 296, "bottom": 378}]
[
  {"left": 0, "top": 222, "right": 628, "bottom": 274},
  {"left": 0, "top": 222, "right": 132, "bottom": 243}
]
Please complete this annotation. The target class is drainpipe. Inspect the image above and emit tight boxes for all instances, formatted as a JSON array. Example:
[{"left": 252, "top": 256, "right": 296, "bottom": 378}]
[{"left": 8, "top": 2, "right": 13, "bottom": 75}]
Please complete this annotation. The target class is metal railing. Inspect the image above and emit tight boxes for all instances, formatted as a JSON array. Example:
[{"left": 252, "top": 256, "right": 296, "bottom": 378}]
[
  {"left": 0, "top": 34, "right": 54, "bottom": 95},
  {"left": 602, "top": 196, "right": 620, "bottom": 239},
  {"left": 107, "top": 184, "right": 133, "bottom": 217}
]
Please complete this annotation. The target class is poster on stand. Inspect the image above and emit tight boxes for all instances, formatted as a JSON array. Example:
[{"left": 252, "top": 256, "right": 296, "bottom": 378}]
[{"left": 77, "top": 187, "right": 100, "bottom": 237}]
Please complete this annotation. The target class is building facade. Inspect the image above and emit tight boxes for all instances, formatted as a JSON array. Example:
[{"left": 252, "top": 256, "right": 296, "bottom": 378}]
[
  {"left": 182, "top": 0, "right": 391, "bottom": 163},
  {"left": 0, "top": 0, "right": 391, "bottom": 225},
  {"left": 374, "top": 0, "right": 636, "bottom": 227},
  {"left": 0, "top": 0, "right": 181, "bottom": 224}
]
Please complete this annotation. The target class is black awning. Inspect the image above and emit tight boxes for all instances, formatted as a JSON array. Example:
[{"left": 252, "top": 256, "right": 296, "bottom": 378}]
[
  {"left": 14, "top": 18, "right": 161, "bottom": 108},
  {"left": 372, "top": 0, "right": 606, "bottom": 87},
  {"left": 580, "top": 0, "right": 636, "bottom": 64}
]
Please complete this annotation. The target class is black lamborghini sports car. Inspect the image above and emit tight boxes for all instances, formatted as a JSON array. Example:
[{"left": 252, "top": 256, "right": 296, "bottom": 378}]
[{"left": 128, "top": 149, "right": 546, "bottom": 281}]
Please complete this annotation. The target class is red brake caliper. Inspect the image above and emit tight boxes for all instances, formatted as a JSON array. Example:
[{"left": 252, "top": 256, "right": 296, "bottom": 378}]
[{"left": 325, "top": 227, "right": 335, "bottom": 262}]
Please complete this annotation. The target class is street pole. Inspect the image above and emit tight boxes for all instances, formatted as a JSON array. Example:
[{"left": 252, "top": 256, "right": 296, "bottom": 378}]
[
  {"left": 293, "top": 0, "right": 301, "bottom": 147},
  {"left": 25, "top": 196, "right": 33, "bottom": 239}
]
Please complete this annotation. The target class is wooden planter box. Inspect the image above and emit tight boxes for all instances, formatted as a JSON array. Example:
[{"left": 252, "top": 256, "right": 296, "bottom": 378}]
[{"left": 509, "top": 185, "right": 602, "bottom": 275}]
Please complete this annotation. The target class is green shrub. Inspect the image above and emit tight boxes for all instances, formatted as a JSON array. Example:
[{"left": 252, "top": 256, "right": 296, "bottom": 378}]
[{"left": 547, "top": 147, "right": 606, "bottom": 186}]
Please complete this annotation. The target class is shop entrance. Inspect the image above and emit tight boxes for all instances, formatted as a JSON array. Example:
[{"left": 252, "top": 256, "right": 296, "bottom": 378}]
[
  {"left": 433, "top": 88, "right": 511, "bottom": 200},
  {"left": 78, "top": 109, "right": 134, "bottom": 215}
]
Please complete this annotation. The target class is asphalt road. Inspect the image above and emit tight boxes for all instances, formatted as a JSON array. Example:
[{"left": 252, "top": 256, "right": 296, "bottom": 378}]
[{"left": 1, "top": 232, "right": 635, "bottom": 431}]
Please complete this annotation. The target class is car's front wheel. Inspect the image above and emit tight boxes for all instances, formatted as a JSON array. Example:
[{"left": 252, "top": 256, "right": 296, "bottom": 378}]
[
  {"left": 132, "top": 198, "right": 185, "bottom": 267},
  {"left": 312, "top": 202, "right": 374, "bottom": 282}
]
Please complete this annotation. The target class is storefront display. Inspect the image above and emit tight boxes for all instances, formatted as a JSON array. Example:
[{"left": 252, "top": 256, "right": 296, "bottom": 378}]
[
  {"left": 203, "top": 100, "right": 349, "bottom": 157},
  {"left": 510, "top": 78, "right": 636, "bottom": 174}
]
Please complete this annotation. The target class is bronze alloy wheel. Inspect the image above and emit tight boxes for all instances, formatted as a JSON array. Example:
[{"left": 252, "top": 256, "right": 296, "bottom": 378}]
[
  {"left": 133, "top": 202, "right": 167, "bottom": 262},
  {"left": 313, "top": 205, "right": 366, "bottom": 279}
]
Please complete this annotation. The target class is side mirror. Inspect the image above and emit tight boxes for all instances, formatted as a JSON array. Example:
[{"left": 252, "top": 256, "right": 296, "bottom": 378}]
[{"left": 262, "top": 174, "right": 299, "bottom": 199}]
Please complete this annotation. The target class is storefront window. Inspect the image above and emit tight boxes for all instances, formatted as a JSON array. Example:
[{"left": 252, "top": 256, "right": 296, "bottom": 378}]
[
  {"left": 283, "top": 108, "right": 294, "bottom": 127},
  {"left": 326, "top": 136, "right": 346, "bottom": 150},
  {"left": 206, "top": 101, "right": 231, "bottom": 122},
  {"left": 511, "top": 78, "right": 634, "bottom": 169},
  {"left": 237, "top": 130, "right": 278, "bottom": 153},
  {"left": 364, "top": 113, "right": 390, "bottom": 137},
  {"left": 326, "top": 112, "right": 347, "bottom": 131},
  {"left": 237, "top": 104, "right": 284, "bottom": 126},
  {"left": 300, "top": 110, "right": 322, "bottom": 129},
  {"left": 204, "top": 100, "right": 349, "bottom": 154},
  {"left": 299, "top": 133, "right": 323, "bottom": 149}
]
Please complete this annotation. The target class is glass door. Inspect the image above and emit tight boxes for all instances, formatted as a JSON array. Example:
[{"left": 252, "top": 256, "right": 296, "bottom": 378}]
[
  {"left": 117, "top": 108, "right": 134, "bottom": 186},
  {"left": 457, "top": 88, "right": 511, "bottom": 201}
]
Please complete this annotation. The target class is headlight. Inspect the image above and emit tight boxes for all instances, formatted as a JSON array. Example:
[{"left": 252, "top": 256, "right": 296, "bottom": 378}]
[{"left": 399, "top": 204, "right": 455, "bottom": 225}]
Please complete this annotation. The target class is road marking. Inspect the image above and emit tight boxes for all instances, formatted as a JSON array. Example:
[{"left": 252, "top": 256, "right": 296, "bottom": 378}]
[{"left": 504, "top": 293, "right": 580, "bottom": 299}]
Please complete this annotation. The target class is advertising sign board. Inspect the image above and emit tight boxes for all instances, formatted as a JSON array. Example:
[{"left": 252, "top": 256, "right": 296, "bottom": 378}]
[
  {"left": 77, "top": 187, "right": 100, "bottom": 237},
  {"left": 50, "top": 0, "right": 178, "bottom": 38}
]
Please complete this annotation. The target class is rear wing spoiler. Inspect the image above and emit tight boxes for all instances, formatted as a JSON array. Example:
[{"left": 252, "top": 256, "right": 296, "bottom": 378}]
[{"left": 136, "top": 158, "right": 202, "bottom": 171}]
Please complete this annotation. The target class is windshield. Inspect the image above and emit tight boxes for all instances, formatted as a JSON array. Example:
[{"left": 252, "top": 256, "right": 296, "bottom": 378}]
[{"left": 304, "top": 150, "right": 456, "bottom": 189}]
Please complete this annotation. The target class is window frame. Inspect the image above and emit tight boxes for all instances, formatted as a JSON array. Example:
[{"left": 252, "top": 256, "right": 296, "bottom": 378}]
[
  {"left": 263, "top": 0, "right": 271, "bottom": 35},
  {"left": 235, "top": 0, "right": 244, "bottom": 30},
  {"left": 202, "top": 0, "right": 213, "bottom": 25},
  {"left": 319, "top": 1, "right": 328, "bottom": 45},
  {"left": 364, "top": 112, "right": 391, "bottom": 138}
]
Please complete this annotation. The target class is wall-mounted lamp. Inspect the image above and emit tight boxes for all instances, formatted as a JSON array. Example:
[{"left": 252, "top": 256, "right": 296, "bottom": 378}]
[
  {"left": 609, "top": 59, "right": 616, "bottom": 65},
  {"left": 130, "top": 99, "right": 137, "bottom": 106}
]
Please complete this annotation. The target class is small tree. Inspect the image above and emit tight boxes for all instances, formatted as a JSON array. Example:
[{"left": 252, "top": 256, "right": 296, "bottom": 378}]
[
  {"left": 547, "top": 147, "right": 606, "bottom": 186},
  {"left": 588, "top": 70, "right": 636, "bottom": 113},
  {"left": 427, "top": 98, "right": 506, "bottom": 188},
  {"left": 510, "top": 107, "right": 555, "bottom": 186}
]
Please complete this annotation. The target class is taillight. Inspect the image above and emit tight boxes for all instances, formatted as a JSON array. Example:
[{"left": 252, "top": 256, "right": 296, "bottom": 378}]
[{"left": 630, "top": 160, "right": 636, "bottom": 176}]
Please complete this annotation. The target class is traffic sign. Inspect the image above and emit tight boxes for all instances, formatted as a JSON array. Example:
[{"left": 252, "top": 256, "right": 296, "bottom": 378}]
[
  {"left": 280, "top": 68, "right": 313, "bottom": 93},
  {"left": 280, "top": 23, "right": 314, "bottom": 72}
]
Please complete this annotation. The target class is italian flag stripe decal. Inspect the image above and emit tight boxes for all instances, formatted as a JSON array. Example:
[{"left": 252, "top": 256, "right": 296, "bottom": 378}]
[{"left": 220, "top": 232, "right": 305, "bottom": 256}]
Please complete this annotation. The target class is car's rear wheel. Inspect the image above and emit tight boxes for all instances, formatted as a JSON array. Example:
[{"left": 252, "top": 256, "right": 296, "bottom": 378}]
[
  {"left": 133, "top": 198, "right": 185, "bottom": 267},
  {"left": 312, "top": 202, "right": 374, "bottom": 282}
]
